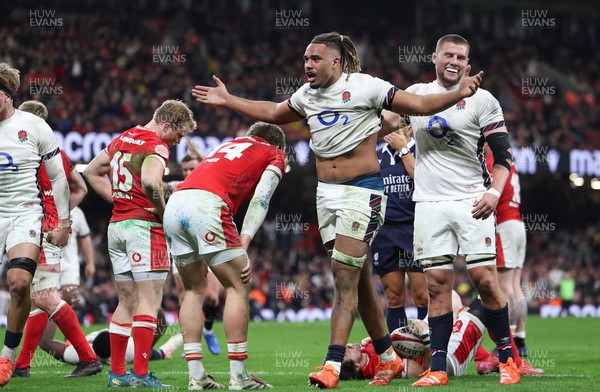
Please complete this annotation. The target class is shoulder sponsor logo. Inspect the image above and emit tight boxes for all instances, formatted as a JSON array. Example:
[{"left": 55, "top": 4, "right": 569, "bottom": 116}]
[
  {"left": 132, "top": 252, "right": 142, "bottom": 262},
  {"left": 119, "top": 136, "right": 146, "bottom": 146},
  {"left": 155, "top": 144, "right": 169, "bottom": 159},
  {"left": 204, "top": 232, "right": 216, "bottom": 243}
]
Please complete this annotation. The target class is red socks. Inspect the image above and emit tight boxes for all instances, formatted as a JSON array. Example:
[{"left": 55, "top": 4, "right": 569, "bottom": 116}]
[
  {"left": 131, "top": 315, "right": 157, "bottom": 377},
  {"left": 109, "top": 321, "right": 132, "bottom": 375},
  {"left": 15, "top": 310, "right": 48, "bottom": 369},
  {"left": 474, "top": 344, "right": 490, "bottom": 362},
  {"left": 509, "top": 333, "right": 523, "bottom": 367},
  {"left": 52, "top": 301, "right": 97, "bottom": 363}
]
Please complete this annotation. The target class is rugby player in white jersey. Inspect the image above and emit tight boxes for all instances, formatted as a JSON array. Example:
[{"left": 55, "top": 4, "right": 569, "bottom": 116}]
[
  {"left": 192, "top": 32, "right": 482, "bottom": 389},
  {"left": 0, "top": 63, "right": 71, "bottom": 387},
  {"left": 406, "top": 34, "right": 520, "bottom": 387}
]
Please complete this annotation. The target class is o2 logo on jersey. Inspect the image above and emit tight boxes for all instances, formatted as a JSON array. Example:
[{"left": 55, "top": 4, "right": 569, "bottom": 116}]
[
  {"left": 427, "top": 116, "right": 454, "bottom": 146},
  {"left": 317, "top": 110, "right": 349, "bottom": 126},
  {"left": 0, "top": 152, "right": 19, "bottom": 172}
]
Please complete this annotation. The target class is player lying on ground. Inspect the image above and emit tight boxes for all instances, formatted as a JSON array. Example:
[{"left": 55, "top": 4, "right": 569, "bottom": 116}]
[
  {"left": 63, "top": 325, "right": 183, "bottom": 366},
  {"left": 341, "top": 293, "right": 544, "bottom": 381}
]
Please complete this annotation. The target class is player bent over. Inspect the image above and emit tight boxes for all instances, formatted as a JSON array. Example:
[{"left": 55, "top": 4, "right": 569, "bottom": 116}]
[
  {"left": 84, "top": 99, "right": 195, "bottom": 388},
  {"left": 166, "top": 150, "right": 223, "bottom": 356},
  {"left": 163, "top": 122, "right": 286, "bottom": 390}
]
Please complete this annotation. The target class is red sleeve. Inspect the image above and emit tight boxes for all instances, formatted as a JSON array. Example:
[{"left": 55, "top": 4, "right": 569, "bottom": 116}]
[
  {"left": 267, "top": 149, "right": 287, "bottom": 178},
  {"left": 60, "top": 150, "right": 74, "bottom": 181},
  {"left": 361, "top": 343, "right": 380, "bottom": 379}
]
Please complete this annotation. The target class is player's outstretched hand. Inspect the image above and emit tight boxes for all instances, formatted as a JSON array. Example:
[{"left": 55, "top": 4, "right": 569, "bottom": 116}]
[
  {"left": 459, "top": 65, "right": 483, "bottom": 98},
  {"left": 471, "top": 191, "right": 498, "bottom": 220},
  {"left": 192, "top": 75, "right": 229, "bottom": 106}
]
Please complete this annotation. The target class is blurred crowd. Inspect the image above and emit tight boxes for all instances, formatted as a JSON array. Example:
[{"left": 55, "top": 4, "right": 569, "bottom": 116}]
[
  {"left": 0, "top": 0, "right": 599, "bottom": 322},
  {"left": 1, "top": 0, "right": 599, "bottom": 149}
]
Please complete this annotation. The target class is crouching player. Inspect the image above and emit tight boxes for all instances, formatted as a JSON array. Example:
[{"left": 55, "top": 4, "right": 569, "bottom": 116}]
[{"left": 164, "top": 122, "right": 286, "bottom": 390}]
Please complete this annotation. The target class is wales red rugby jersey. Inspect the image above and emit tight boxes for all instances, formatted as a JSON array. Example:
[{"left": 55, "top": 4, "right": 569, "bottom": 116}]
[
  {"left": 105, "top": 126, "right": 170, "bottom": 223},
  {"left": 176, "top": 136, "right": 286, "bottom": 215},
  {"left": 485, "top": 157, "right": 522, "bottom": 224},
  {"left": 39, "top": 150, "right": 73, "bottom": 232}
]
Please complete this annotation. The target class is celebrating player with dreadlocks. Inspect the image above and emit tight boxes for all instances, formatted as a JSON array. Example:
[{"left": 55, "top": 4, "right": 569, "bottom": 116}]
[{"left": 192, "top": 32, "right": 483, "bottom": 389}]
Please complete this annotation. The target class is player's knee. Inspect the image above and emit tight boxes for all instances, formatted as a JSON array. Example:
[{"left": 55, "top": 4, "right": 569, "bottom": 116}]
[
  {"left": 32, "top": 289, "right": 61, "bottom": 312},
  {"left": 412, "top": 290, "right": 430, "bottom": 307},
  {"left": 385, "top": 290, "right": 405, "bottom": 307},
  {"left": 7, "top": 259, "right": 36, "bottom": 301},
  {"left": 8, "top": 283, "right": 30, "bottom": 303},
  {"left": 204, "top": 294, "right": 219, "bottom": 306},
  {"left": 473, "top": 274, "right": 497, "bottom": 297},
  {"left": 426, "top": 280, "right": 445, "bottom": 299}
]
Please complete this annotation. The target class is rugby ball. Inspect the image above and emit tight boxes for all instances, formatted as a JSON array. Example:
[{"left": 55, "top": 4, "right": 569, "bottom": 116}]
[{"left": 390, "top": 326, "right": 427, "bottom": 359}]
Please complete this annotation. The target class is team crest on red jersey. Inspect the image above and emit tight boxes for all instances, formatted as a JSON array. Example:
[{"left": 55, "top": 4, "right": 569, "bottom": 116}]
[
  {"left": 342, "top": 91, "right": 351, "bottom": 103},
  {"left": 485, "top": 237, "right": 492, "bottom": 247},
  {"left": 18, "top": 130, "right": 28, "bottom": 143},
  {"left": 456, "top": 100, "right": 466, "bottom": 110}
]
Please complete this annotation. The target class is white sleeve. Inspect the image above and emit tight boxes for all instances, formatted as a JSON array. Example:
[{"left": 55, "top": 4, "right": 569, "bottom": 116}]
[
  {"left": 71, "top": 207, "right": 90, "bottom": 237},
  {"left": 403, "top": 83, "right": 421, "bottom": 95},
  {"left": 287, "top": 85, "right": 308, "bottom": 118},
  {"left": 44, "top": 153, "right": 70, "bottom": 220},
  {"left": 240, "top": 169, "right": 282, "bottom": 239},
  {"left": 367, "top": 76, "right": 397, "bottom": 110},
  {"left": 478, "top": 90, "right": 505, "bottom": 129},
  {"left": 34, "top": 118, "right": 60, "bottom": 159}
]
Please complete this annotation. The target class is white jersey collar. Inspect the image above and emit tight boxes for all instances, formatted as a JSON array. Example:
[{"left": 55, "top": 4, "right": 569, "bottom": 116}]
[{"left": 318, "top": 72, "right": 347, "bottom": 93}]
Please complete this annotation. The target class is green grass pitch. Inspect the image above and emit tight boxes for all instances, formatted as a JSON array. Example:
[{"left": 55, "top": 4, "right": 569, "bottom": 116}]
[{"left": 3, "top": 316, "right": 599, "bottom": 391}]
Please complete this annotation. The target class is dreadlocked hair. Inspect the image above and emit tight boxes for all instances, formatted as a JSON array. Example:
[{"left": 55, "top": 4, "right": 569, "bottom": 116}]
[{"left": 311, "top": 32, "right": 361, "bottom": 80}]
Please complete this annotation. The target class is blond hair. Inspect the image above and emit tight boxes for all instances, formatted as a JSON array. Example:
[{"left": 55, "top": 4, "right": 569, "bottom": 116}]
[
  {"left": 153, "top": 99, "right": 196, "bottom": 136},
  {"left": 0, "top": 63, "right": 20, "bottom": 99},
  {"left": 19, "top": 100, "right": 48, "bottom": 120}
]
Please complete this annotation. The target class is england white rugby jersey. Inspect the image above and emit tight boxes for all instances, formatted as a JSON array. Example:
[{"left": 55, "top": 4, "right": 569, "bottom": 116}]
[
  {"left": 62, "top": 206, "right": 91, "bottom": 268},
  {"left": 288, "top": 72, "right": 397, "bottom": 158},
  {"left": 407, "top": 82, "right": 504, "bottom": 201},
  {"left": 0, "top": 109, "right": 60, "bottom": 217}
]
